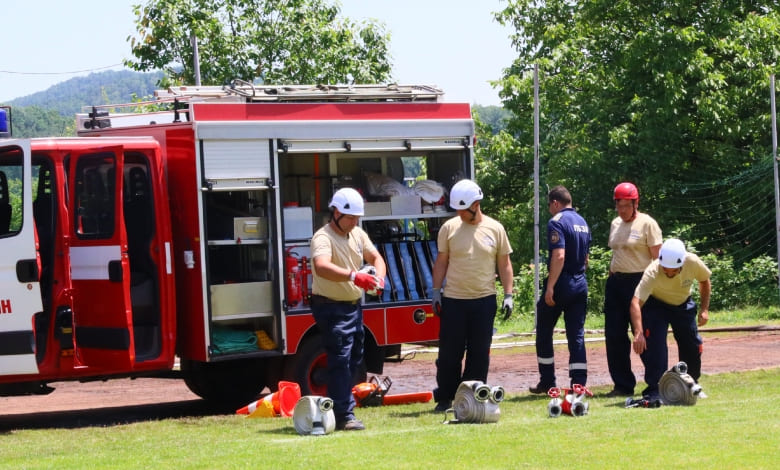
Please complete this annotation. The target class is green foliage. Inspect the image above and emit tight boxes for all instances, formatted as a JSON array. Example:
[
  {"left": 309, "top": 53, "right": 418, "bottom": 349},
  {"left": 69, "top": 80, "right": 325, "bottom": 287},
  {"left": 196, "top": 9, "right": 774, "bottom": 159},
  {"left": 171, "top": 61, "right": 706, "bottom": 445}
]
[
  {"left": 126, "top": 0, "right": 392, "bottom": 86},
  {"left": 491, "top": 1, "right": 780, "bottom": 264},
  {"left": 585, "top": 245, "right": 610, "bottom": 317},
  {"left": 472, "top": 104, "right": 510, "bottom": 134},
  {"left": 6, "top": 107, "right": 73, "bottom": 138},
  {"left": 702, "top": 253, "right": 779, "bottom": 309}
]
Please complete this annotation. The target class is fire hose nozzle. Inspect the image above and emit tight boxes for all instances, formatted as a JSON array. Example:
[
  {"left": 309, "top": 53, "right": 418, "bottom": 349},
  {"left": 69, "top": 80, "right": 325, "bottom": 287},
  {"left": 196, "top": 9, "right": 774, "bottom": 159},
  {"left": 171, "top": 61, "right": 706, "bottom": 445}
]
[{"left": 672, "top": 362, "right": 688, "bottom": 375}]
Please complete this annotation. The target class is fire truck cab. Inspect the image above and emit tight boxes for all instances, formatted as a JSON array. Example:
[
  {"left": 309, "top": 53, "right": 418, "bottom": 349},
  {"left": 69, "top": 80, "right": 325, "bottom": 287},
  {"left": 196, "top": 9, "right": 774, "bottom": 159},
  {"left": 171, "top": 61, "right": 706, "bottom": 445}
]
[{"left": 0, "top": 85, "right": 475, "bottom": 406}]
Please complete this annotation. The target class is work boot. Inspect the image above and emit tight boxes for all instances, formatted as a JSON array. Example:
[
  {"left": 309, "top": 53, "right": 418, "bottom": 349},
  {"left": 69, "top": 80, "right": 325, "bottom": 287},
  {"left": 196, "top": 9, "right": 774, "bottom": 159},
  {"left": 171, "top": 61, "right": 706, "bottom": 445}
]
[
  {"left": 605, "top": 387, "right": 633, "bottom": 398},
  {"left": 336, "top": 419, "right": 365, "bottom": 431},
  {"left": 434, "top": 400, "right": 451, "bottom": 412},
  {"left": 529, "top": 382, "right": 555, "bottom": 394}
]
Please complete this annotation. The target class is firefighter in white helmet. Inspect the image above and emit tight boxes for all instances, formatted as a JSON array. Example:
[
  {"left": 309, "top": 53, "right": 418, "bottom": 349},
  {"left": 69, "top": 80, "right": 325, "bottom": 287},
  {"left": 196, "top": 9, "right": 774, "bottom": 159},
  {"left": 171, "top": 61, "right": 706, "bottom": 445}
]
[
  {"left": 310, "top": 187, "right": 386, "bottom": 431},
  {"left": 431, "top": 179, "right": 514, "bottom": 412},
  {"left": 630, "top": 238, "right": 711, "bottom": 400}
]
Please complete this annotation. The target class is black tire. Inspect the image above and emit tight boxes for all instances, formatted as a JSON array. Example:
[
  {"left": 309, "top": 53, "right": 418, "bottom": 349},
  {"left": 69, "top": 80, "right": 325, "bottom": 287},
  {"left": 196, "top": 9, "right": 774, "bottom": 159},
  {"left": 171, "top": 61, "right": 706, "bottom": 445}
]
[
  {"left": 181, "top": 358, "right": 266, "bottom": 408},
  {"left": 283, "top": 335, "right": 369, "bottom": 396},
  {"left": 283, "top": 337, "right": 329, "bottom": 396}
]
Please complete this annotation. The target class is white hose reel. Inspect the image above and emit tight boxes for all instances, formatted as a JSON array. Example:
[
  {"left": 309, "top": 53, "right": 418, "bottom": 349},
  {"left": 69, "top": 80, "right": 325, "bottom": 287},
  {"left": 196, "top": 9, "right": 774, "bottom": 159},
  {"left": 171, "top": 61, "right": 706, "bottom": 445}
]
[
  {"left": 659, "top": 362, "right": 702, "bottom": 406},
  {"left": 292, "top": 395, "right": 336, "bottom": 436},
  {"left": 445, "top": 380, "right": 505, "bottom": 423}
]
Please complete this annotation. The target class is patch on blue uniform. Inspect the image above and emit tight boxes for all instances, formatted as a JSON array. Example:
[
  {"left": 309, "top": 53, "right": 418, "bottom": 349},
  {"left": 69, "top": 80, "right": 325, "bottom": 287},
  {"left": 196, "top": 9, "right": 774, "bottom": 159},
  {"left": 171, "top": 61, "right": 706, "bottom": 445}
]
[{"left": 550, "top": 230, "right": 560, "bottom": 244}]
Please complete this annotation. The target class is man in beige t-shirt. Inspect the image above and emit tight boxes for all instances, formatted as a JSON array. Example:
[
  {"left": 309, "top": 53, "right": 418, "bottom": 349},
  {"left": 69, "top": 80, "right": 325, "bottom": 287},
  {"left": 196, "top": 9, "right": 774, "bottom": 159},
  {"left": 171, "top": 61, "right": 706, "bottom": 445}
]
[
  {"left": 310, "top": 188, "right": 386, "bottom": 431},
  {"left": 431, "top": 179, "right": 513, "bottom": 411},
  {"left": 603, "top": 182, "right": 662, "bottom": 397},
  {"left": 630, "top": 238, "right": 711, "bottom": 400}
]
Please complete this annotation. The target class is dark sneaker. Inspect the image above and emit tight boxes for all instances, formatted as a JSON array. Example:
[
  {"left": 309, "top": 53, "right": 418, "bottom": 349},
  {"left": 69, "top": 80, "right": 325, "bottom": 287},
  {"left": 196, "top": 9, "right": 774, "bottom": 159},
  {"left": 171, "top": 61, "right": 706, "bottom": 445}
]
[
  {"left": 605, "top": 388, "right": 633, "bottom": 398},
  {"left": 433, "top": 401, "right": 451, "bottom": 412},
  {"left": 336, "top": 419, "right": 365, "bottom": 431},
  {"left": 529, "top": 383, "right": 555, "bottom": 394}
]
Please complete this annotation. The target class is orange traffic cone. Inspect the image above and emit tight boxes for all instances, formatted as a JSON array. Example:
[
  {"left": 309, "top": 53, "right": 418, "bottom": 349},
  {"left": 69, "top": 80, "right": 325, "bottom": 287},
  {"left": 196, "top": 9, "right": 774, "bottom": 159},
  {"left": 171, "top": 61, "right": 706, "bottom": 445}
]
[
  {"left": 236, "top": 397, "right": 275, "bottom": 416},
  {"left": 236, "top": 381, "right": 302, "bottom": 418},
  {"left": 273, "top": 381, "right": 301, "bottom": 417}
]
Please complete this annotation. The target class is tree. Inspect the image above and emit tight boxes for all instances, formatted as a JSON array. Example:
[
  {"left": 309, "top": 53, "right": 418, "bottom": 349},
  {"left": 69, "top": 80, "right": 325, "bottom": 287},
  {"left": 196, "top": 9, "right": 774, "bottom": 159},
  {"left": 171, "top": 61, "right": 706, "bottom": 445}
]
[
  {"left": 126, "top": 0, "right": 392, "bottom": 86},
  {"left": 491, "top": 0, "right": 780, "bottom": 261}
]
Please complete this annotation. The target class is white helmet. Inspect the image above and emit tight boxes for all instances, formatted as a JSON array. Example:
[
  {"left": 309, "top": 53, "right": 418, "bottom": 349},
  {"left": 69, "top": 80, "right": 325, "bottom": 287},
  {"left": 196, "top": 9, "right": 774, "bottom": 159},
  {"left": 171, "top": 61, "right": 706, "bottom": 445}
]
[
  {"left": 659, "top": 238, "right": 687, "bottom": 269},
  {"left": 449, "top": 179, "right": 483, "bottom": 210},
  {"left": 329, "top": 187, "right": 364, "bottom": 216}
]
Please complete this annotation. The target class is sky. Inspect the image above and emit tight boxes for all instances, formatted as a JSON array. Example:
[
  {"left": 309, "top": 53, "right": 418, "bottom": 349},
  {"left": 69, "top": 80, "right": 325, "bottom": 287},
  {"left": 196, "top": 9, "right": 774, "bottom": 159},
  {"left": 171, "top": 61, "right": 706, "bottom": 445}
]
[{"left": 0, "top": 0, "right": 517, "bottom": 105}]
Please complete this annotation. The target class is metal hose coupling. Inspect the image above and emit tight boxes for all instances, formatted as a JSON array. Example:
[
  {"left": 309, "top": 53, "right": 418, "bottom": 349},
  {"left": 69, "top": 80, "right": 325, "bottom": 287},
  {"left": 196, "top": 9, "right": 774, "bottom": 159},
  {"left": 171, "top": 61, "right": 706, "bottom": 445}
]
[
  {"left": 473, "top": 383, "right": 492, "bottom": 402},
  {"left": 659, "top": 361, "right": 702, "bottom": 406},
  {"left": 489, "top": 386, "right": 505, "bottom": 404},
  {"left": 547, "top": 385, "right": 592, "bottom": 417},
  {"left": 445, "top": 380, "right": 503, "bottom": 424},
  {"left": 548, "top": 397, "right": 563, "bottom": 417},
  {"left": 292, "top": 395, "right": 336, "bottom": 436}
]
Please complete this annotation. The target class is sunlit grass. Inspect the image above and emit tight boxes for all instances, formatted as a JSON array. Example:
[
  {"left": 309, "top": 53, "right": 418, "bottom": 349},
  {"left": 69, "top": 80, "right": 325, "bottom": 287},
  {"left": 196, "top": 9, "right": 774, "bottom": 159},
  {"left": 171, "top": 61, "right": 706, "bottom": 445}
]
[{"left": 2, "top": 369, "right": 777, "bottom": 469}]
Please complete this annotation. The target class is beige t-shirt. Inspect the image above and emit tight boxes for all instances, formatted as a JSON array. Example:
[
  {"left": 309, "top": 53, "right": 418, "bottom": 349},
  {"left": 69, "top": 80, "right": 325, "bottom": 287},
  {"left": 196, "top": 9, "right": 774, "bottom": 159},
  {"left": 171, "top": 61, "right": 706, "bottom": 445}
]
[
  {"left": 634, "top": 253, "right": 711, "bottom": 306},
  {"left": 609, "top": 212, "right": 663, "bottom": 274},
  {"left": 437, "top": 214, "right": 512, "bottom": 299},
  {"left": 311, "top": 224, "right": 378, "bottom": 301}
]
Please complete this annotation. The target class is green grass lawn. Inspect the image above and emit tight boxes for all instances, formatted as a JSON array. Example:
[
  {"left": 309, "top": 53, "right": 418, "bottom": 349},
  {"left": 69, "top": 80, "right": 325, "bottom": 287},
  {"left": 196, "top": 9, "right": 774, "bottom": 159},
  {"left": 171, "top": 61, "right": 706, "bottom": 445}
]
[{"left": 2, "top": 368, "right": 778, "bottom": 469}]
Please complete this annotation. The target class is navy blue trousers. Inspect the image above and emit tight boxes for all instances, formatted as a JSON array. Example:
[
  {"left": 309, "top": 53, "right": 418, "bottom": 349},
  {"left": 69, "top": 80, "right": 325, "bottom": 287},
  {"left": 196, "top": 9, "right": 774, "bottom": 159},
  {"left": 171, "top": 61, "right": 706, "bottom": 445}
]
[
  {"left": 639, "top": 296, "right": 702, "bottom": 397},
  {"left": 311, "top": 301, "right": 364, "bottom": 422},
  {"left": 434, "top": 295, "right": 496, "bottom": 403},
  {"left": 603, "top": 273, "right": 643, "bottom": 393},
  {"left": 535, "top": 274, "right": 588, "bottom": 387}
]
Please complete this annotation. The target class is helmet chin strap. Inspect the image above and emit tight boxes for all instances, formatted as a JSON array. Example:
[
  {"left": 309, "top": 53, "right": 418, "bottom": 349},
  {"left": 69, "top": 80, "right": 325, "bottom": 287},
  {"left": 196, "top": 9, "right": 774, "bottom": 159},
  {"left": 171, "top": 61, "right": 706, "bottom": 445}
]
[
  {"left": 331, "top": 212, "right": 347, "bottom": 234},
  {"left": 465, "top": 203, "right": 480, "bottom": 222}
]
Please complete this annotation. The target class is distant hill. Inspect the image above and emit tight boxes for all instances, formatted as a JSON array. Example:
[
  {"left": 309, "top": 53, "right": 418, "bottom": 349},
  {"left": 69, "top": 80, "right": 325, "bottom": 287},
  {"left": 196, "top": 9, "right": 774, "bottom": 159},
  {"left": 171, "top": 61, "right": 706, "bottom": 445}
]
[
  {"left": 2, "top": 70, "right": 163, "bottom": 137},
  {"left": 5, "top": 70, "right": 164, "bottom": 117}
]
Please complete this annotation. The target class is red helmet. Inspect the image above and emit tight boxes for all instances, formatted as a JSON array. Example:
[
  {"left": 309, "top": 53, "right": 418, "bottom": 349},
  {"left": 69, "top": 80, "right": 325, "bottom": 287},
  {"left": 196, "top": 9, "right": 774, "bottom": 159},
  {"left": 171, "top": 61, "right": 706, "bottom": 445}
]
[{"left": 614, "top": 182, "right": 639, "bottom": 201}]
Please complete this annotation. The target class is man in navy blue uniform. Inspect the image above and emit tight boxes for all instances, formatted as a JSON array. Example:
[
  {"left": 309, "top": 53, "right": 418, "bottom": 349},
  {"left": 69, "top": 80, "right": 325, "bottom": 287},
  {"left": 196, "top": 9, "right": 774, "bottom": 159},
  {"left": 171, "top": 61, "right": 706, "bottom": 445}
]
[{"left": 530, "top": 185, "right": 592, "bottom": 393}]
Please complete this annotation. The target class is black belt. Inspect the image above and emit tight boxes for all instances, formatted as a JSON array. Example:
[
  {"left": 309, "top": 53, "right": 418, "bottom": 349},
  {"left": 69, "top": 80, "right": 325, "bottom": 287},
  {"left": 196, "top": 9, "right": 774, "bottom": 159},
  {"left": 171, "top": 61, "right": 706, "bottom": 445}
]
[
  {"left": 310, "top": 294, "right": 360, "bottom": 305},
  {"left": 612, "top": 272, "right": 643, "bottom": 279}
]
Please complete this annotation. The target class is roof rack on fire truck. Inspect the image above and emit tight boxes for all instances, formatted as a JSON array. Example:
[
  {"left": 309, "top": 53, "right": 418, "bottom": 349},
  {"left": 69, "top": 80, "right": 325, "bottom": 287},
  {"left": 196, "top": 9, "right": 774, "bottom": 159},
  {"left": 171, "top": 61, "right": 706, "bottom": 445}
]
[
  {"left": 155, "top": 82, "right": 444, "bottom": 103},
  {"left": 76, "top": 82, "right": 445, "bottom": 131}
]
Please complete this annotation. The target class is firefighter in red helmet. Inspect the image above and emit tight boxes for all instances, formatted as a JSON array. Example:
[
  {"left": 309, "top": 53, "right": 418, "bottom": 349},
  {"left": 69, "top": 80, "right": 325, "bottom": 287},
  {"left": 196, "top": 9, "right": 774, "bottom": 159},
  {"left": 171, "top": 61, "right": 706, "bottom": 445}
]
[{"left": 602, "top": 182, "right": 662, "bottom": 397}]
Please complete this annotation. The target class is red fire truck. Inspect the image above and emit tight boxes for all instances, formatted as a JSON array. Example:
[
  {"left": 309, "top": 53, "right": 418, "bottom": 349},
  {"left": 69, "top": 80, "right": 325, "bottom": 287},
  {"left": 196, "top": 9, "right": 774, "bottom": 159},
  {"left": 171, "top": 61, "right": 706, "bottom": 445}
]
[{"left": 0, "top": 84, "right": 475, "bottom": 406}]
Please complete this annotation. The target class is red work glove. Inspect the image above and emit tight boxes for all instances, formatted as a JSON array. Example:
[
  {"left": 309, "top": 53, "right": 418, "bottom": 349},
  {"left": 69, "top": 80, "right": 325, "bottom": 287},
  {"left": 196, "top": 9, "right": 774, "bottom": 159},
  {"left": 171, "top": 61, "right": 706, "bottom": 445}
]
[{"left": 352, "top": 271, "right": 379, "bottom": 291}]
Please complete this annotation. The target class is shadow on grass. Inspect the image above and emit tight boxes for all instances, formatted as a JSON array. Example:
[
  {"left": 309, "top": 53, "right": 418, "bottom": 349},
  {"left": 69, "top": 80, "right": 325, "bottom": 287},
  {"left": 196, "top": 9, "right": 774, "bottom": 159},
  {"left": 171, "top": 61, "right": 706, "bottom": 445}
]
[{"left": 0, "top": 399, "right": 230, "bottom": 432}]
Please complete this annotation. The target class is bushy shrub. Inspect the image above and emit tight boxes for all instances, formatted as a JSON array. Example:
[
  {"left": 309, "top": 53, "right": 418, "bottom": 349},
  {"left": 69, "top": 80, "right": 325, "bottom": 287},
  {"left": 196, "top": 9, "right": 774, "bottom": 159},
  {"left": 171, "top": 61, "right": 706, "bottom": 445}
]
[
  {"left": 499, "top": 247, "right": 778, "bottom": 318},
  {"left": 702, "top": 253, "right": 779, "bottom": 309}
]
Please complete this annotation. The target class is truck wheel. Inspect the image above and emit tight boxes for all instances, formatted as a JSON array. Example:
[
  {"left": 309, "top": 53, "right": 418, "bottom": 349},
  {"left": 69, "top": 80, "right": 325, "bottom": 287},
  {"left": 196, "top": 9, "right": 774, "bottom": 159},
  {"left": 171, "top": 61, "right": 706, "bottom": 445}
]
[
  {"left": 284, "top": 336, "right": 369, "bottom": 396},
  {"left": 284, "top": 337, "right": 328, "bottom": 396},
  {"left": 181, "top": 358, "right": 266, "bottom": 408}
]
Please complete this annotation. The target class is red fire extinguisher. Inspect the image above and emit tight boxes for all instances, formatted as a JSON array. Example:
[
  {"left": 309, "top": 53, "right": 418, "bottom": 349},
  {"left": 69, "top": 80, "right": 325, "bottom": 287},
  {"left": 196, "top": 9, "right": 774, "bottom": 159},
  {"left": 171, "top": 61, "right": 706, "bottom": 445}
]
[
  {"left": 286, "top": 248, "right": 303, "bottom": 307},
  {"left": 300, "top": 256, "right": 312, "bottom": 305}
]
